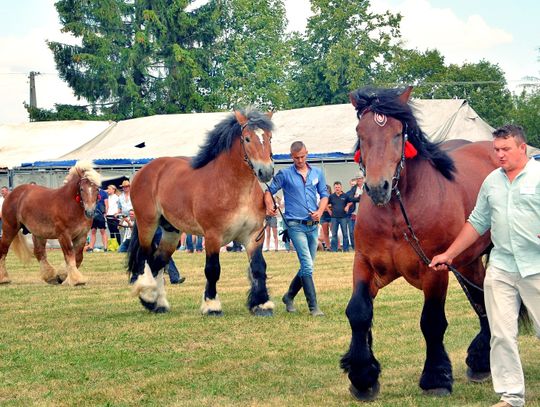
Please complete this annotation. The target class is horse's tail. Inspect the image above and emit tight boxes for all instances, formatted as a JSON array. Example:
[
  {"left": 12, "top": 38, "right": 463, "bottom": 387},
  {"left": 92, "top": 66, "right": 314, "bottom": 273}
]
[
  {"left": 126, "top": 222, "right": 146, "bottom": 280},
  {"left": 11, "top": 231, "right": 32, "bottom": 263}
]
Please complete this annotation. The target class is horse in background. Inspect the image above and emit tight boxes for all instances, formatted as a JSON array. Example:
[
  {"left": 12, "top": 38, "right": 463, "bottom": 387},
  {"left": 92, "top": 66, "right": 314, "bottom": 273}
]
[
  {"left": 127, "top": 108, "right": 276, "bottom": 316},
  {"left": 341, "top": 86, "right": 499, "bottom": 400},
  {"left": 0, "top": 161, "right": 101, "bottom": 286}
]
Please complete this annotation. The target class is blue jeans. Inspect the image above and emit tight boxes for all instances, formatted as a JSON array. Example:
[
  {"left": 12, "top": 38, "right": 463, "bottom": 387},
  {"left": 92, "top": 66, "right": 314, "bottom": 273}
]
[
  {"left": 286, "top": 220, "right": 319, "bottom": 277},
  {"left": 347, "top": 217, "right": 355, "bottom": 250},
  {"left": 331, "top": 217, "right": 350, "bottom": 252},
  {"left": 186, "top": 234, "right": 203, "bottom": 252}
]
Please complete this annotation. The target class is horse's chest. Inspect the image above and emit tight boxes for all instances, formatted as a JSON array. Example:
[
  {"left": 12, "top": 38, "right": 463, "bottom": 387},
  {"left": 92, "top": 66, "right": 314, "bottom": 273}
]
[{"left": 227, "top": 205, "right": 262, "bottom": 238}]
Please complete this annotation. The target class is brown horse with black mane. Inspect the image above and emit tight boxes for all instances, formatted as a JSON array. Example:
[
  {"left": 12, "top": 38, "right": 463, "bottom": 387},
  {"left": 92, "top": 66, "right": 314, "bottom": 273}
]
[
  {"left": 127, "top": 108, "right": 275, "bottom": 316},
  {"left": 0, "top": 161, "right": 101, "bottom": 286},
  {"left": 340, "top": 86, "right": 499, "bottom": 400}
]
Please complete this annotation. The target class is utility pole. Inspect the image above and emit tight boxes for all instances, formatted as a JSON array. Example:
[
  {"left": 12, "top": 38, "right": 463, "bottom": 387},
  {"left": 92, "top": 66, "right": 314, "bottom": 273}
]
[{"left": 29, "top": 71, "right": 40, "bottom": 109}]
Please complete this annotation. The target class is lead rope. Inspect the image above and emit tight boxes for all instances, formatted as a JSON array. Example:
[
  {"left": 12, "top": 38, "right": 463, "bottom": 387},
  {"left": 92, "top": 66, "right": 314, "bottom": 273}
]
[
  {"left": 384, "top": 124, "right": 486, "bottom": 319},
  {"left": 393, "top": 188, "right": 486, "bottom": 318}
]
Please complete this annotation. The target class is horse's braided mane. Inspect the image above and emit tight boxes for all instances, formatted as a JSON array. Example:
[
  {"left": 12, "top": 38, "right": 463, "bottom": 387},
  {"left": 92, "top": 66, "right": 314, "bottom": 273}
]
[
  {"left": 64, "top": 160, "right": 102, "bottom": 185},
  {"left": 191, "top": 107, "right": 274, "bottom": 169},
  {"left": 351, "top": 87, "right": 456, "bottom": 180}
]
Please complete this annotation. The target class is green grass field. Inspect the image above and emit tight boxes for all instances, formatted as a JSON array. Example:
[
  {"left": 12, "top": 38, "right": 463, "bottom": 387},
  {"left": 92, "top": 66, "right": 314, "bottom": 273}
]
[{"left": 0, "top": 250, "right": 538, "bottom": 406}]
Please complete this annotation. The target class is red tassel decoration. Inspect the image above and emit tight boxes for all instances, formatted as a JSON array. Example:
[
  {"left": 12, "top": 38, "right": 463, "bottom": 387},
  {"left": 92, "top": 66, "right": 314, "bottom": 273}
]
[
  {"left": 354, "top": 149, "right": 361, "bottom": 163},
  {"left": 404, "top": 141, "right": 418, "bottom": 159},
  {"left": 75, "top": 195, "right": 81, "bottom": 203},
  {"left": 354, "top": 141, "right": 417, "bottom": 163}
]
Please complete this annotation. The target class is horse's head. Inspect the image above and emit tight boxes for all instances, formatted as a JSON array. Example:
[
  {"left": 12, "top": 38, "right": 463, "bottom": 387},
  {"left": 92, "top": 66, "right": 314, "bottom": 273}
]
[
  {"left": 350, "top": 86, "right": 416, "bottom": 206},
  {"left": 235, "top": 110, "right": 274, "bottom": 183},
  {"left": 78, "top": 176, "right": 101, "bottom": 218},
  {"left": 67, "top": 161, "right": 102, "bottom": 218}
]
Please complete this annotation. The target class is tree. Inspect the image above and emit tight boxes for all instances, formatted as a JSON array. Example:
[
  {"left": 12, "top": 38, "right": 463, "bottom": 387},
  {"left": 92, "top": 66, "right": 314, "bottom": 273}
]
[
  {"left": 211, "top": 0, "right": 291, "bottom": 110},
  {"left": 512, "top": 90, "right": 540, "bottom": 148},
  {"left": 46, "top": 0, "right": 221, "bottom": 120},
  {"left": 416, "top": 60, "right": 512, "bottom": 128},
  {"left": 288, "top": 0, "right": 401, "bottom": 107},
  {"left": 378, "top": 48, "right": 447, "bottom": 92}
]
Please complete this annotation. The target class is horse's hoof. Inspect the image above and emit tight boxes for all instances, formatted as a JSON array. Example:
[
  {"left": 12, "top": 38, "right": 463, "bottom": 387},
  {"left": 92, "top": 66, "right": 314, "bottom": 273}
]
[
  {"left": 0, "top": 278, "right": 11, "bottom": 285},
  {"left": 251, "top": 307, "right": 273, "bottom": 317},
  {"left": 349, "top": 381, "right": 380, "bottom": 401},
  {"left": 467, "top": 367, "right": 491, "bottom": 383},
  {"left": 206, "top": 310, "right": 223, "bottom": 317},
  {"left": 139, "top": 297, "right": 158, "bottom": 312},
  {"left": 56, "top": 274, "right": 68, "bottom": 283},
  {"left": 45, "top": 277, "right": 61, "bottom": 285},
  {"left": 422, "top": 388, "right": 451, "bottom": 396},
  {"left": 153, "top": 306, "right": 169, "bottom": 314}
]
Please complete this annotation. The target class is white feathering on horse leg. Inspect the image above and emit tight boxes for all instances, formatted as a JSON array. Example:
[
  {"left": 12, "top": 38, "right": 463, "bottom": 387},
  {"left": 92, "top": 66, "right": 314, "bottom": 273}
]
[
  {"left": 200, "top": 293, "right": 222, "bottom": 315},
  {"left": 132, "top": 264, "right": 158, "bottom": 304},
  {"left": 155, "top": 269, "right": 170, "bottom": 311},
  {"left": 252, "top": 300, "right": 275, "bottom": 312}
]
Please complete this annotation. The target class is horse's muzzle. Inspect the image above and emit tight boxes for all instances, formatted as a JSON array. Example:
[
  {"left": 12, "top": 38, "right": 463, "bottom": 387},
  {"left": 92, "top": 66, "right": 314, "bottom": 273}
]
[
  {"left": 365, "top": 181, "right": 391, "bottom": 206},
  {"left": 254, "top": 163, "right": 274, "bottom": 183},
  {"left": 84, "top": 209, "right": 96, "bottom": 219}
]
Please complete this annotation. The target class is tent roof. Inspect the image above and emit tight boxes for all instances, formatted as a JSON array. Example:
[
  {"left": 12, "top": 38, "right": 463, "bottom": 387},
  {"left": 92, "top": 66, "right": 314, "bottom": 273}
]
[
  {"left": 2, "top": 98, "right": 500, "bottom": 168},
  {"left": 0, "top": 120, "right": 113, "bottom": 168},
  {"left": 54, "top": 98, "right": 495, "bottom": 164}
]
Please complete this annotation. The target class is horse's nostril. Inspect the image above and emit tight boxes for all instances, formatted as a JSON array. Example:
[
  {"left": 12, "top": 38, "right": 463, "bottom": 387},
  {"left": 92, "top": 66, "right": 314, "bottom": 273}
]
[{"left": 383, "top": 180, "right": 390, "bottom": 191}]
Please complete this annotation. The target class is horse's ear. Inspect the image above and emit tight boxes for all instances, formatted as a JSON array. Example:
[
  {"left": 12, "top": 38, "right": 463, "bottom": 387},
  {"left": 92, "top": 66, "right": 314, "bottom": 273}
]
[
  {"left": 349, "top": 92, "right": 358, "bottom": 108},
  {"left": 266, "top": 111, "right": 273, "bottom": 119},
  {"left": 234, "top": 110, "right": 248, "bottom": 127},
  {"left": 398, "top": 86, "right": 414, "bottom": 104}
]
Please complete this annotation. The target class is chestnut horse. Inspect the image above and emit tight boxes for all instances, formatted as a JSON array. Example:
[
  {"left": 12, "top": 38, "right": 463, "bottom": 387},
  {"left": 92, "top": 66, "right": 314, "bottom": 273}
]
[
  {"left": 127, "top": 109, "right": 275, "bottom": 316},
  {"left": 340, "top": 87, "right": 499, "bottom": 400},
  {"left": 0, "top": 161, "right": 101, "bottom": 286}
]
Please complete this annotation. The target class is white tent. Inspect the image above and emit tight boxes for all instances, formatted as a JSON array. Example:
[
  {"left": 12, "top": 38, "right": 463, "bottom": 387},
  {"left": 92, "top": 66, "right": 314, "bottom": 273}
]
[{"left": 0, "top": 120, "right": 113, "bottom": 169}]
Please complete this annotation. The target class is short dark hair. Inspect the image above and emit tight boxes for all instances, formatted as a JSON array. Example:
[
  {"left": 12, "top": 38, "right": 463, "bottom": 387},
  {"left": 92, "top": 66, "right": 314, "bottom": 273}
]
[
  {"left": 492, "top": 124, "right": 527, "bottom": 144},
  {"left": 333, "top": 181, "right": 342, "bottom": 186},
  {"left": 290, "top": 141, "right": 306, "bottom": 153}
]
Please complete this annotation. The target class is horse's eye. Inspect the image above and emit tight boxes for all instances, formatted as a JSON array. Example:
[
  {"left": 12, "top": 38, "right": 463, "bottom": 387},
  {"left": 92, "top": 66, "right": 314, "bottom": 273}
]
[{"left": 245, "top": 137, "right": 251, "bottom": 142}]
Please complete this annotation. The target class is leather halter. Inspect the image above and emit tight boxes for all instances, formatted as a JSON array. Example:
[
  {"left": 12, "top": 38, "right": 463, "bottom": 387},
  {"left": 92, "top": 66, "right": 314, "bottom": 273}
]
[
  {"left": 239, "top": 122, "right": 273, "bottom": 175},
  {"left": 356, "top": 107, "right": 409, "bottom": 191}
]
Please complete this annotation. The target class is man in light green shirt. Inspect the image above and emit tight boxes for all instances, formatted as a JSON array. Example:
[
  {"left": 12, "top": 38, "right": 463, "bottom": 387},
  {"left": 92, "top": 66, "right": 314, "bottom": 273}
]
[{"left": 430, "top": 124, "right": 540, "bottom": 407}]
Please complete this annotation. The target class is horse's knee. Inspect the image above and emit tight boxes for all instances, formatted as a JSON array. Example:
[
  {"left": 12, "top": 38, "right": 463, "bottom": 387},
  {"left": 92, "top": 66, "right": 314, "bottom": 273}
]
[{"left": 345, "top": 282, "right": 373, "bottom": 329}]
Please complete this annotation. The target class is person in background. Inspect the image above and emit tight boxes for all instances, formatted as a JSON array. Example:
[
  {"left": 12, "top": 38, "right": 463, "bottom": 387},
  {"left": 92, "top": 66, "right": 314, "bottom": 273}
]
[
  {"left": 186, "top": 234, "right": 204, "bottom": 253},
  {"left": 264, "top": 195, "right": 280, "bottom": 251},
  {"left": 0, "top": 186, "right": 9, "bottom": 237},
  {"left": 346, "top": 174, "right": 364, "bottom": 250},
  {"left": 430, "top": 125, "right": 540, "bottom": 407},
  {"left": 318, "top": 184, "right": 332, "bottom": 251},
  {"left": 105, "top": 184, "right": 121, "bottom": 245},
  {"left": 118, "top": 210, "right": 135, "bottom": 253},
  {"left": 118, "top": 180, "right": 133, "bottom": 216},
  {"left": 328, "top": 181, "right": 352, "bottom": 252},
  {"left": 87, "top": 187, "right": 108, "bottom": 252},
  {"left": 265, "top": 141, "right": 329, "bottom": 316}
]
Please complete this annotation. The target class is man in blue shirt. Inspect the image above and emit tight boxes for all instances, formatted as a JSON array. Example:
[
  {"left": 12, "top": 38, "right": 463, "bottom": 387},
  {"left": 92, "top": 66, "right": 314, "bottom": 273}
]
[
  {"left": 265, "top": 141, "right": 329, "bottom": 316},
  {"left": 430, "top": 125, "right": 540, "bottom": 407}
]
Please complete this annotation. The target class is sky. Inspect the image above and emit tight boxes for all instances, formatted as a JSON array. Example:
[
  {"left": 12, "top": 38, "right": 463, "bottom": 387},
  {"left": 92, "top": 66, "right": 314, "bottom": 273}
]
[{"left": 0, "top": 0, "right": 538, "bottom": 124}]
